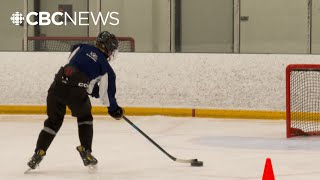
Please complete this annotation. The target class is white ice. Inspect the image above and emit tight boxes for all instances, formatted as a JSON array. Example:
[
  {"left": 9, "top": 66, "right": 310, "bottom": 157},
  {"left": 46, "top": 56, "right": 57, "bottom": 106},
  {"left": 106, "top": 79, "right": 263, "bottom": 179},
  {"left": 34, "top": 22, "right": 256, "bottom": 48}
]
[{"left": 1, "top": 115, "right": 320, "bottom": 180}]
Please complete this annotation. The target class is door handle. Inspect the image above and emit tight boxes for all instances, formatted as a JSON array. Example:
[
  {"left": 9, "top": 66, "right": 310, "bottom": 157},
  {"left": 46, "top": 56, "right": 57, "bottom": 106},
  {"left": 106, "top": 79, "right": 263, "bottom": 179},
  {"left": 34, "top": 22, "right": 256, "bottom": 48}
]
[{"left": 240, "top": 16, "right": 249, "bottom": 21}]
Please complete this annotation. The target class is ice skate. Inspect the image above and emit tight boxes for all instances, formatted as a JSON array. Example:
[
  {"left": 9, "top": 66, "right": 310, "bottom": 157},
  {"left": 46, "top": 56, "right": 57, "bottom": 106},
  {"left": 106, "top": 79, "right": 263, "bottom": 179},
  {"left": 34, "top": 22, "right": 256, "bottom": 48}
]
[
  {"left": 76, "top": 146, "right": 98, "bottom": 170},
  {"left": 25, "top": 149, "right": 46, "bottom": 173}
]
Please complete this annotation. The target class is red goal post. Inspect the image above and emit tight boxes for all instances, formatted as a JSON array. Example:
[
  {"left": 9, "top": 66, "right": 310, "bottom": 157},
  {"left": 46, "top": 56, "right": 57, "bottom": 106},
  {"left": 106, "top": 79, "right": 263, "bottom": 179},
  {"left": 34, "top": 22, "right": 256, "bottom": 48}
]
[
  {"left": 286, "top": 64, "right": 320, "bottom": 138},
  {"left": 23, "top": 36, "right": 135, "bottom": 52}
]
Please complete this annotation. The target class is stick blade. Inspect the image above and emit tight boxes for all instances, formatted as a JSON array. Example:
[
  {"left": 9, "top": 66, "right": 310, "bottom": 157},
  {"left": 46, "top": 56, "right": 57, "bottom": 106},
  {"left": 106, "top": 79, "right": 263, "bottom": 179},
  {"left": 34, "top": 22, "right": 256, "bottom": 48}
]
[{"left": 175, "top": 158, "right": 198, "bottom": 163}]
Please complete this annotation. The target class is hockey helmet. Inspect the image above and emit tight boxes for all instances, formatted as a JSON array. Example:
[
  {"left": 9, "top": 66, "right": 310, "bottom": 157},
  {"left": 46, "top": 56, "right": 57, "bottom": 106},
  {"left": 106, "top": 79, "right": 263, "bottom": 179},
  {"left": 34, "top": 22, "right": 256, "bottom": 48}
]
[{"left": 96, "top": 31, "right": 119, "bottom": 61}]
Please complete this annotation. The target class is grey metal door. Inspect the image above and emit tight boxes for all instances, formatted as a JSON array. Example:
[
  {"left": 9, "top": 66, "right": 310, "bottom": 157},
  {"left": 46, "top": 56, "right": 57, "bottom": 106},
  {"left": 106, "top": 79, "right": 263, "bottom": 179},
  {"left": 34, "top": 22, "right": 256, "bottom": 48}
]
[
  {"left": 39, "top": 0, "right": 89, "bottom": 37},
  {"left": 240, "top": 0, "right": 310, "bottom": 54}
]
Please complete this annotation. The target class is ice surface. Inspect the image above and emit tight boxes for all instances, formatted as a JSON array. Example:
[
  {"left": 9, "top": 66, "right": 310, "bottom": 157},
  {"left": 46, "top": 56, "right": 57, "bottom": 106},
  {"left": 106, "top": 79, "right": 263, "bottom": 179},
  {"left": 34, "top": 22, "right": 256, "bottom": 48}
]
[{"left": 1, "top": 115, "right": 320, "bottom": 180}]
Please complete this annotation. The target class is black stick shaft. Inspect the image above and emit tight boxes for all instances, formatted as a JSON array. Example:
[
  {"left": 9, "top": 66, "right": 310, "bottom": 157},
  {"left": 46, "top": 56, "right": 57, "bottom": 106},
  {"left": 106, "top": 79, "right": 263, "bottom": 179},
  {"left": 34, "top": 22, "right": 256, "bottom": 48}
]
[{"left": 122, "top": 116, "right": 176, "bottom": 161}]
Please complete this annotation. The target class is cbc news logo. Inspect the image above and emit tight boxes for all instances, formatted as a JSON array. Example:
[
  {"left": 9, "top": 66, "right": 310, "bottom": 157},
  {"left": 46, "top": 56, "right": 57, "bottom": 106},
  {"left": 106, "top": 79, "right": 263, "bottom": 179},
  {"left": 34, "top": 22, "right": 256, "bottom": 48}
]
[
  {"left": 10, "top": 11, "right": 119, "bottom": 26},
  {"left": 11, "top": 12, "right": 24, "bottom": 25}
]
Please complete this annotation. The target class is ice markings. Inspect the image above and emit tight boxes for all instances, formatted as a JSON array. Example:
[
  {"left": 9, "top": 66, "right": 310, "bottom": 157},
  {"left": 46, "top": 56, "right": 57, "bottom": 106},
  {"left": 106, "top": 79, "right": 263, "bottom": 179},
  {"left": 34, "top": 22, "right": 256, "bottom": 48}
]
[{"left": 193, "top": 136, "right": 320, "bottom": 151}]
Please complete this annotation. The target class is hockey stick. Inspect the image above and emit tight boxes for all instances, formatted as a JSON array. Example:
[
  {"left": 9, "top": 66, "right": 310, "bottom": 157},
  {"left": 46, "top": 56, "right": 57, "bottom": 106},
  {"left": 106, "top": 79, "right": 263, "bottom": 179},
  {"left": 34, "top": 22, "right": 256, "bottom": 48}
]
[{"left": 122, "top": 116, "right": 203, "bottom": 166}]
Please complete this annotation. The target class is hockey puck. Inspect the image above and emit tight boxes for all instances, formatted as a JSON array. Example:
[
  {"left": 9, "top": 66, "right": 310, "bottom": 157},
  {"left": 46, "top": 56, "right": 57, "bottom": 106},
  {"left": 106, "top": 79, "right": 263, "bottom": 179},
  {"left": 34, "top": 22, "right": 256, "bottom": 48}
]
[{"left": 191, "top": 160, "right": 203, "bottom": 167}]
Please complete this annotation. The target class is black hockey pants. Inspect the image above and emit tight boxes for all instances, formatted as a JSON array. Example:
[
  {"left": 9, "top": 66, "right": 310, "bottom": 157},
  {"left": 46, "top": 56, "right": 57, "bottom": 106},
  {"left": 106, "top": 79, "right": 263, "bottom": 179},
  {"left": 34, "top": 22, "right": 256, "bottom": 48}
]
[{"left": 35, "top": 66, "right": 94, "bottom": 153}]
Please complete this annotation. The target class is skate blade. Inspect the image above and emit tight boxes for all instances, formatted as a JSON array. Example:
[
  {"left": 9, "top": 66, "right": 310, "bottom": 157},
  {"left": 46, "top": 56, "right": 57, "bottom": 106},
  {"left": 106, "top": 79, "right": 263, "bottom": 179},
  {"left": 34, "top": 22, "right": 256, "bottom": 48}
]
[
  {"left": 88, "top": 164, "right": 98, "bottom": 173},
  {"left": 24, "top": 168, "right": 32, "bottom": 174}
]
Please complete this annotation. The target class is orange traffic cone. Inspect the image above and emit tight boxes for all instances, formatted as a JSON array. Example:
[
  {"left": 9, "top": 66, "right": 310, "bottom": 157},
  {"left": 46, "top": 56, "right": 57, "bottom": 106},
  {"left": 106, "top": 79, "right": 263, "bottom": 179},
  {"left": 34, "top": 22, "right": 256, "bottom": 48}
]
[{"left": 262, "top": 158, "right": 275, "bottom": 180}]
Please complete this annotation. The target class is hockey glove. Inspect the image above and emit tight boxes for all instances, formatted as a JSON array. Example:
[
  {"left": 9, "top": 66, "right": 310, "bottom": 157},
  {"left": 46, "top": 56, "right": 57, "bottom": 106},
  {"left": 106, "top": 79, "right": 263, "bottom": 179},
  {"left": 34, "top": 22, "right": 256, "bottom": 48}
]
[
  {"left": 108, "top": 106, "right": 124, "bottom": 120},
  {"left": 90, "top": 83, "right": 99, "bottom": 98}
]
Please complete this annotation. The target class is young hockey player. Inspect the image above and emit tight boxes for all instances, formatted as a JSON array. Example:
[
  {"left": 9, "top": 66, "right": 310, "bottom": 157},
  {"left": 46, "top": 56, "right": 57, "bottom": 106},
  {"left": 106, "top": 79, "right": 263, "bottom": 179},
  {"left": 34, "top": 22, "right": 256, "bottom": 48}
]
[{"left": 27, "top": 31, "right": 124, "bottom": 170}]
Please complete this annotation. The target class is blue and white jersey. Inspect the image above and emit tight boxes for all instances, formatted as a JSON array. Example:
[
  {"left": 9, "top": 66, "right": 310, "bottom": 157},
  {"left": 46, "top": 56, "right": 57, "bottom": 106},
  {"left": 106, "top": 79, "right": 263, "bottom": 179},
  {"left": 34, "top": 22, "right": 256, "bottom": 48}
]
[{"left": 68, "top": 44, "right": 118, "bottom": 111}]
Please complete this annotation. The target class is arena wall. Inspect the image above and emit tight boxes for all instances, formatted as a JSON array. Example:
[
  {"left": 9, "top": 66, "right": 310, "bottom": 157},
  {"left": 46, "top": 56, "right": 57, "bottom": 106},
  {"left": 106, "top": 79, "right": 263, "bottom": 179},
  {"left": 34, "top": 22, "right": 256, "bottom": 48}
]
[{"left": 0, "top": 52, "right": 319, "bottom": 119}]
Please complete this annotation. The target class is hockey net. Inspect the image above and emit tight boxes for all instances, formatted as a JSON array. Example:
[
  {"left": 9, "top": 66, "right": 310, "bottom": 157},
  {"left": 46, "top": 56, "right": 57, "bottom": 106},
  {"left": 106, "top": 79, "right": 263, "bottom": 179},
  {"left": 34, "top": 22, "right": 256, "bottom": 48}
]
[
  {"left": 286, "top": 64, "right": 320, "bottom": 138},
  {"left": 24, "top": 36, "right": 135, "bottom": 52}
]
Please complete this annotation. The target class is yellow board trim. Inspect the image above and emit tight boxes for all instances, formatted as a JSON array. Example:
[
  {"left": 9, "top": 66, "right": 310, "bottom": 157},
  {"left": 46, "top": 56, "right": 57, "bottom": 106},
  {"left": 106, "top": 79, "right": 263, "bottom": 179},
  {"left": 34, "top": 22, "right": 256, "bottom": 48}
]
[
  {"left": 0, "top": 105, "right": 286, "bottom": 120},
  {"left": 196, "top": 109, "right": 285, "bottom": 120}
]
